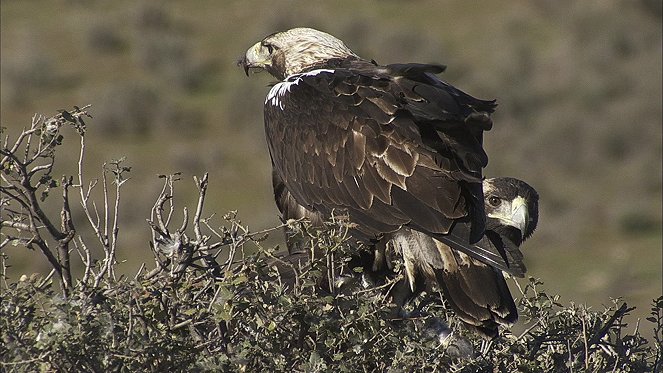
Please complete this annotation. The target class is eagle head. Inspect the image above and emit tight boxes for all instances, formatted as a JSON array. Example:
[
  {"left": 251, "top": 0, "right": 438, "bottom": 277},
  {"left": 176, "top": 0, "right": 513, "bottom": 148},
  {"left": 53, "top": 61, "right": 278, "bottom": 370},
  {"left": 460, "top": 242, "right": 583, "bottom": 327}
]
[
  {"left": 483, "top": 177, "right": 539, "bottom": 243},
  {"left": 239, "top": 27, "right": 357, "bottom": 80}
]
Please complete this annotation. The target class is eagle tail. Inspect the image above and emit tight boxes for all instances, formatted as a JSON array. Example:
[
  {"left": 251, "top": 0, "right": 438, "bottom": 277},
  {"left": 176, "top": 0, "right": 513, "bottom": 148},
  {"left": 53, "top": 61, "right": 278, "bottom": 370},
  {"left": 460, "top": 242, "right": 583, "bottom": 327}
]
[
  {"left": 431, "top": 240, "right": 518, "bottom": 339},
  {"left": 394, "top": 230, "right": 518, "bottom": 339}
]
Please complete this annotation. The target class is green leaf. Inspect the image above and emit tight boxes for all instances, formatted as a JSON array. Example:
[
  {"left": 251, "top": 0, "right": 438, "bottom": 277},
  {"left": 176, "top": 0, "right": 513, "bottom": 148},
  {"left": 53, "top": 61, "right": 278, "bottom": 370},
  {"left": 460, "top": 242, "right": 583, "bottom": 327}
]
[{"left": 182, "top": 308, "right": 197, "bottom": 316}]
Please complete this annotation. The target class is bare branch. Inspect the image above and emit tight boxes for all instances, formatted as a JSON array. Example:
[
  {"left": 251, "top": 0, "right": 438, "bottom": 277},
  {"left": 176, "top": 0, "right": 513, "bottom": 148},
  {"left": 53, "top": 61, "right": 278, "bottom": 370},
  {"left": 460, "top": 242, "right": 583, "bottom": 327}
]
[
  {"left": 102, "top": 161, "right": 109, "bottom": 242},
  {"left": 77, "top": 134, "right": 107, "bottom": 248},
  {"left": 193, "top": 173, "right": 208, "bottom": 241},
  {"left": 75, "top": 237, "right": 92, "bottom": 285},
  {"left": 18, "top": 162, "right": 64, "bottom": 241},
  {"left": 0, "top": 118, "right": 41, "bottom": 166},
  {"left": 178, "top": 207, "right": 189, "bottom": 234},
  {"left": 36, "top": 268, "right": 56, "bottom": 290},
  {"left": 108, "top": 162, "right": 124, "bottom": 282},
  {"left": 164, "top": 173, "right": 180, "bottom": 227},
  {"left": 57, "top": 176, "right": 76, "bottom": 294},
  {"left": 28, "top": 239, "right": 63, "bottom": 286},
  {"left": 27, "top": 162, "right": 53, "bottom": 179},
  {"left": 154, "top": 186, "right": 171, "bottom": 237},
  {"left": 1, "top": 220, "right": 32, "bottom": 232}
]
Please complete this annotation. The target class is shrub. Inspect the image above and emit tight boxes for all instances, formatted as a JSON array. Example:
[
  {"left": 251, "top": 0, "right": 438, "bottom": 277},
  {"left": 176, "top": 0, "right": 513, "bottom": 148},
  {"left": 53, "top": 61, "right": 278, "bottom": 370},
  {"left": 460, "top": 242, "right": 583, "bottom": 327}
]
[{"left": 1, "top": 107, "right": 661, "bottom": 372}]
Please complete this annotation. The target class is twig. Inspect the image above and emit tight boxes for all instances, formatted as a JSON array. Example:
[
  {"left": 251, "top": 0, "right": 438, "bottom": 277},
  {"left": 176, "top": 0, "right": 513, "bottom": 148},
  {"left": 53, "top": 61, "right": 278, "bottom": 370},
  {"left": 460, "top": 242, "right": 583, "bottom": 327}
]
[
  {"left": 0, "top": 351, "right": 53, "bottom": 367},
  {"left": 58, "top": 176, "right": 75, "bottom": 292}
]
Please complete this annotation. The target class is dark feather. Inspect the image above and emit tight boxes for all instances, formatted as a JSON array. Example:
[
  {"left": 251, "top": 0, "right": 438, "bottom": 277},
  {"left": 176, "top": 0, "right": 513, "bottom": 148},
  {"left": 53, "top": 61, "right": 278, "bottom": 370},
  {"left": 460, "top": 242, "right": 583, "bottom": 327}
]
[
  {"left": 262, "top": 55, "right": 525, "bottom": 338},
  {"left": 386, "top": 229, "right": 517, "bottom": 339}
]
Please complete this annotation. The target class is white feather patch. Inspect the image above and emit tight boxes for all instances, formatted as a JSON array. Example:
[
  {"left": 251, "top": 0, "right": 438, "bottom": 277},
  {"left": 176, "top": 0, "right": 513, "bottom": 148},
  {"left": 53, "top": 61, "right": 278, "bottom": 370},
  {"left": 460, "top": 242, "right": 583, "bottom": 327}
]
[{"left": 265, "top": 69, "right": 335, "bottom": 110}]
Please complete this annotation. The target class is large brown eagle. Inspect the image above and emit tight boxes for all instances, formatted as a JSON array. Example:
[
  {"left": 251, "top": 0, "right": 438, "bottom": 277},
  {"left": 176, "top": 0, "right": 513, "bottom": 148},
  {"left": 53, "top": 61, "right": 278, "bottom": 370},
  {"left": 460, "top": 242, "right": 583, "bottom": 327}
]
[{"left": 240, "top": 27, "right": 538, "bottom": 337}]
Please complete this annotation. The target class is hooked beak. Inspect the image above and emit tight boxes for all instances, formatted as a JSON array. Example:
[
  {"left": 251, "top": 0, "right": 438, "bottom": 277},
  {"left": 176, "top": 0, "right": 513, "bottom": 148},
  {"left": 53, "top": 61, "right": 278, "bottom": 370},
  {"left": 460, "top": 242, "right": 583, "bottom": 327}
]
[
  {"left": 488, "top": 196, "right": 530, "bottom": 240},
  {"left": 509, "top": 196, "right": 529, "bottom": 240},
  {"left": 237, "top": 56, "right": 250, "bottom": 76},
  {"left": 238, "top": 42, "right": 269, "bottom": 76}
]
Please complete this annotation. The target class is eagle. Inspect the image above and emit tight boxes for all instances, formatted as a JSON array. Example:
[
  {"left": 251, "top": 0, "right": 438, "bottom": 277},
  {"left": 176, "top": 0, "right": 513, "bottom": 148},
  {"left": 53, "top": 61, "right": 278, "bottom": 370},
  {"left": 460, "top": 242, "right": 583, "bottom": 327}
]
[
  {"left": 368, "top": 176, "right": 539, "bottom": 337},
  {"left": 240, "top": 27, "right": 536, "bottom": 337},
  {"left": 274, "top": 176, "right": 538, "bottom": 337}
]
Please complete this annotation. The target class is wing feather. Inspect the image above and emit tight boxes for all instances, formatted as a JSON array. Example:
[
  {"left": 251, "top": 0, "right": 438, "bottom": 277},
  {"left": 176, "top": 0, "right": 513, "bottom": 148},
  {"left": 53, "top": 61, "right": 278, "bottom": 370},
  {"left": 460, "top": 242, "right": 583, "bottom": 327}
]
[
  {"left": 359, "top": 160, "right": 392, "bottom": 204},
  {"left": 349, "top": 130, "right": 366, "bottom": 169},
  {"left": 264, "top": 64, "right": 520, "bottom": 272}
]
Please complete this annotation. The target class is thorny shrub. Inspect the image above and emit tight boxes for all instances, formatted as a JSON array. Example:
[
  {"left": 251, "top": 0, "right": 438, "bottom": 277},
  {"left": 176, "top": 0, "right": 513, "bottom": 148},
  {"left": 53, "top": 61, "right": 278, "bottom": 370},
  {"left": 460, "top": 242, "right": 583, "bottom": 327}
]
[{"left": 1, "top": 108, "right": 661, "bottom": 372}]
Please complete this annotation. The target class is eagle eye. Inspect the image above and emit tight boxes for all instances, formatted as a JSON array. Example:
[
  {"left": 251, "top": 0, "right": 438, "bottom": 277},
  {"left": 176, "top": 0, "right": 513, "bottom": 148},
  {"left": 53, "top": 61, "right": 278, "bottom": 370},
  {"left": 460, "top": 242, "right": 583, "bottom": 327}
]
[
  {"left": 262, "top": 42, "right": 274, "bottom": 54},
  {"left": 488, "top": 196, "right": 501, "bottom": 207}
]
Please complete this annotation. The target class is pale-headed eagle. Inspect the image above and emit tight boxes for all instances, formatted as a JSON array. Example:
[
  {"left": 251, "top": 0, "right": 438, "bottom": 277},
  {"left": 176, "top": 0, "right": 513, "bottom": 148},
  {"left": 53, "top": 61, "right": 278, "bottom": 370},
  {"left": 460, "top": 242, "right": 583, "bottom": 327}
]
[{"left": 240, "top": 28, "right": 538, "bottom": 338}]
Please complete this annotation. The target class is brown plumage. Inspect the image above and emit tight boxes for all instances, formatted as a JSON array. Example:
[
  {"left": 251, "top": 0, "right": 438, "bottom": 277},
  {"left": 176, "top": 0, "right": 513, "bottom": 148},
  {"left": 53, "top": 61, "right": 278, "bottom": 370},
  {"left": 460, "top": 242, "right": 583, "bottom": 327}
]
[
  {"left": 381, "top": 177, "right": 539, "bottom": 337},
  {"left": 273, "top": 174, "right": 539, "bottom": 338},
  {"left": 241, "top": 28, "right": 536, "bottom": 338}
]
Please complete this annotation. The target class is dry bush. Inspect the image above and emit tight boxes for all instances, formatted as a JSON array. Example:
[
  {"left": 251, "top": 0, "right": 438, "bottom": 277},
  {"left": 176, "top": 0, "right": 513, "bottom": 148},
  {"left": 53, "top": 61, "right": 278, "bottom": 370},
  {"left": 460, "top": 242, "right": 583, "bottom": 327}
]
[{"left": 1, "top": 108, "right": 661, "bottom": 372}]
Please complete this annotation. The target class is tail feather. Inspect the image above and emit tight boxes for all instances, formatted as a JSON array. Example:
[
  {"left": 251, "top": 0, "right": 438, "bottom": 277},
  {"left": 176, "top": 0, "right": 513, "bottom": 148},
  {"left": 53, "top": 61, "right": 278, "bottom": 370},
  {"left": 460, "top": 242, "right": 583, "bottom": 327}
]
[
  {"left": 432, "top": 239, "right": 517, "bottom": 338},
  {"left": 392, "top": 229, "right": 517, "bottom": 339}
]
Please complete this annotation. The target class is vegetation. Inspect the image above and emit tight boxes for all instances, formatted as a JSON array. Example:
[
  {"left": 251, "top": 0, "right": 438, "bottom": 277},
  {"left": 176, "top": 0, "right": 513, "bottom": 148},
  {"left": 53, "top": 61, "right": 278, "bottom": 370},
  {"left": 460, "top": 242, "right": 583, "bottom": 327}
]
[
  {"left": 1, "top": 108, "right": 661, "bottom": 372},
  {"left": 1, "top": 1, "right": 661, "bottom": 370},
  {"left": 1, "top": 2, "right": 660, "bottom": 325}
]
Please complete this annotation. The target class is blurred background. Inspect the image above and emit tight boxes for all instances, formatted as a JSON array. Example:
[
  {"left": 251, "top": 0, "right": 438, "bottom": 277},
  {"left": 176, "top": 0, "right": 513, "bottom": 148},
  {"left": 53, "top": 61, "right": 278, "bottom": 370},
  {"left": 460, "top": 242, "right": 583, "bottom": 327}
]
[{"left": 2, "top": 0, "right": 661, "bottom": 330}]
